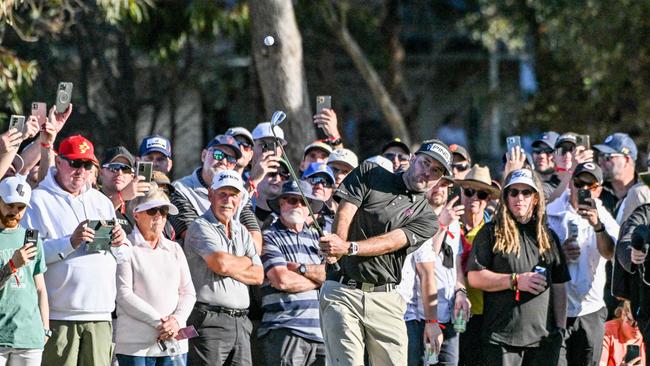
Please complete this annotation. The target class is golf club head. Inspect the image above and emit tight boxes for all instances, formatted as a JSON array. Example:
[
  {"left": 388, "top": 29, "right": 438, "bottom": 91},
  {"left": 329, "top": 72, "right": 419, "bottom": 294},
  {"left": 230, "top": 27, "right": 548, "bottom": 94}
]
[{"left": 271, "top": 111, "right": 287, "bottom": 127}]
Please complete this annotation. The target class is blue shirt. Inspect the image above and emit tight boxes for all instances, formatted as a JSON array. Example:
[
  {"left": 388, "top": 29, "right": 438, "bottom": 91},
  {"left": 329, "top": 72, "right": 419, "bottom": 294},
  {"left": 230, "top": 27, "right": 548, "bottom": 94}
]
[{"left": 258, "top": 220, "right": 323, "bottom": 342}]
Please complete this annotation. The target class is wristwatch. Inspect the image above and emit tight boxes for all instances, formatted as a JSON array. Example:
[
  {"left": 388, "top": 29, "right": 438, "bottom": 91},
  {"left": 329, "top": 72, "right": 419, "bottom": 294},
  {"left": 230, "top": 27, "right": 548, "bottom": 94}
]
[
  {"left": 348, "top": 242, "right": 359, "bottom": 256},
  {"left": 298, "top": 264, "right": 307, "bottom": 275},
  {"left": 44, "top": 328, "right": 53, "bottom": 338}
]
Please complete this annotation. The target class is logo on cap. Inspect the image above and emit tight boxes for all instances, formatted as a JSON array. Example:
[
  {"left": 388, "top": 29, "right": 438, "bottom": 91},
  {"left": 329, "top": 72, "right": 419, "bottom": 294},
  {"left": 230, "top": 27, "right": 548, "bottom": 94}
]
[
  {"left": 219, "top": 174, "right": 238, "bottom": 182},
  {"left": 146, "top": 137, "right": 168, "bottom": 150},
  {"left": 425, "top": 143, "right": 451, "bottom": 164},
  {"left": 583, "top": 162, "right": 597, "bottom": 170},
  {"left": 621, "top": 147, "right": 630, "bottom": 155},
  {"left": 605, "top": 135, "right": 613, "bottom": 143},
  {"left": 78, "top": 142, "right": 90, "bottom": 154},
  {"left": 16, "top": 184, "right": 24, "bottom": 197},
  {"left": 450, "top": 144, "right": 458, "bottom": 152},
  {"left": 511, "top": 169, "right": 532, "bottom": 179}
]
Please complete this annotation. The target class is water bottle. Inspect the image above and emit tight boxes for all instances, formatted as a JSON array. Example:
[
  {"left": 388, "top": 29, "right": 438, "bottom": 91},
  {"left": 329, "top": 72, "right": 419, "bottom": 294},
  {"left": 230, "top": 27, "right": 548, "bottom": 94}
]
[
  {"left": 424, "top": 342, "right": 438, "bottom": 365},
  {"left": 453, "top": 309, "right": 467, "bottom": 333},
  {"left": 163, "top": 339, "right": 186, "bottom": 366}
]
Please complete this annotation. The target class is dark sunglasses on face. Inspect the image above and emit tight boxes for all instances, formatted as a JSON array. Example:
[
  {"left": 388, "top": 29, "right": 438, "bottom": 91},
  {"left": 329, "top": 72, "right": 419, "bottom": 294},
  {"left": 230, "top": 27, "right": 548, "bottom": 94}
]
[
  {"left": 308, "top": 176, "right": 333, "bottom": 188},
  {"left": 599, "top": 153, "right": 624, "bottom": 162},
  {"left": 383, "top": 152, "right": 410, "bottom": 162},
  {"left": 558, "top": 145, "right": 575, "bottom": 155},
  {"left": 281, "top": 196, "right": 306, "bottom": 206},
  {"left": 63, "top": 157, "right": 94, "bottom": 170},
  {"left": 268, "top": 171, "right": 290, "bottom": 180},
  {"left": 452, "top": 162, "right": 470, "bottom": 172},
  {"left": 532, "top": 147, "right": 554, "bottom": 155},
  {"left": 507, "top": 188, "right": 535, "bottom": 198},
  {"left": 102, "top": 163, "right": 133, "bottom": 174},
  {"left": 212, "top": 149, "right": 238, "bottom": 164},
  {"left": 463, "top": 188, "right": 489, "bottom": 200},
  {"left": 145, "top": 206, "right": 169, "bottom": 216},
  {"left": 235, "top": 138, "right": 253, "bottom": 149},
  {"left": 573, "top": 178, "right": 598, "bottom": 190}
]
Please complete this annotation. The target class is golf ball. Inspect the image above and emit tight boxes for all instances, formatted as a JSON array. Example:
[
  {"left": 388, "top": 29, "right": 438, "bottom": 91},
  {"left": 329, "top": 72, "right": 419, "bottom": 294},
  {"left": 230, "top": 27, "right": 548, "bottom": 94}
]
[{"left": 264, "top": 36, "right": 275, "bottom": 46}]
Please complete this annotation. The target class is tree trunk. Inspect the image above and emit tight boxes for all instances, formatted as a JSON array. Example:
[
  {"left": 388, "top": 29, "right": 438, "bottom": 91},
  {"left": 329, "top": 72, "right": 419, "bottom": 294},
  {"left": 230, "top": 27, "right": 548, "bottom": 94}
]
[{"left": 249, "top": 0, "right": 315, "bottom": 166}]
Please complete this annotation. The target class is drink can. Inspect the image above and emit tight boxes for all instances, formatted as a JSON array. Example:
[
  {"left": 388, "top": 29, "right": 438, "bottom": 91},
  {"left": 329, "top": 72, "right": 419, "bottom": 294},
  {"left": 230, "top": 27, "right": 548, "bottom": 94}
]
[
  {"left": 453, "top": 310, "right": 466, "bottom": 333},
  {"left": 534, "top": 266, "right": 546, "bottom": 276},
  {"left": 424, "top": 343, "right": 438, "bottom": 365}
]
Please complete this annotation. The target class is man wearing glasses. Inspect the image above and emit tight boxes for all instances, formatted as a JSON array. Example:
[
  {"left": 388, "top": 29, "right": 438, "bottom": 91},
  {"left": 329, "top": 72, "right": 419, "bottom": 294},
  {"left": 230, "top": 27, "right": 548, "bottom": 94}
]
[
  {"left": 546, "top": 132, "right": 594, "bottom": 203},
  {"left": 253, "top": 159, "right": 291, "bottom": 229},
  {"left": 99, "top": 146, "right": 150, "bottom": 235},
  {"left": 530, "top": 131, "right": 561, "bottom": 200},
  {"left": 546, "top": 162, "right": 619, "bottom": 365},
  {"left": 381, "top": 138, "right": 411, "bottom": 173},
  {"left": 449, "top": 144, "right": 472, "bottom": 180},
  {"left": 170, "top": 135, "right": 262, "bottom": 252},
  {"left": 23, "top": 135, "right": 131, "bottom": 366},
  {"left": 318, "top": 139, "right": 449, "bottom": 365},
  {"left": 302, "top": 162, "right": 337, "bottom": 233},
  {"left": 225, "top": 127, "right": 255, "bottom": 178}
]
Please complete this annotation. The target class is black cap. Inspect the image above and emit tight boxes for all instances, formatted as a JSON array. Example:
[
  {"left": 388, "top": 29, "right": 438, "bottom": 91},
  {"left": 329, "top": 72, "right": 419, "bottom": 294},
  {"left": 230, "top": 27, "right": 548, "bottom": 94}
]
[
  {"left": 573, "top": 162, "right": 603, "bottom": 185},
  {"left": 101, "top": 146, "right": 135, "bottom": 167},
  {"left": 415, "top": 139, "right": 452, "bottom": 175},
  {"left": 381, "top": 138, "right": 410, "bottom": 155},
  {"left": 205, "top": 134, "right": 242, "bottom": 159}
]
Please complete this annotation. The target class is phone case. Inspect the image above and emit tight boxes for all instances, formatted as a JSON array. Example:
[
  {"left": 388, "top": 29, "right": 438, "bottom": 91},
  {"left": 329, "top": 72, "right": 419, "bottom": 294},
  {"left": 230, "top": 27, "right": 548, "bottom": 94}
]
[
  {"left": 137, "top": 162, "right": 153, "bottom": 182},
  {"left": 86, "top": 220, "right": 115, "bottom": 252},
  {"left": 56, "top": 82, "right": 73, "bottom": 113},
  {"left": 316, "top": 96, "right": 332, "bottom": 113}
]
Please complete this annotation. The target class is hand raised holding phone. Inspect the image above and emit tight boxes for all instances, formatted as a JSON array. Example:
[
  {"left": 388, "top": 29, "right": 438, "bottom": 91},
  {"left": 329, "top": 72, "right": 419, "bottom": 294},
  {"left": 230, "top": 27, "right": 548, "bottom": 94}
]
[{"left": 11, "top": 243, "right": 38, "bottom": 269}]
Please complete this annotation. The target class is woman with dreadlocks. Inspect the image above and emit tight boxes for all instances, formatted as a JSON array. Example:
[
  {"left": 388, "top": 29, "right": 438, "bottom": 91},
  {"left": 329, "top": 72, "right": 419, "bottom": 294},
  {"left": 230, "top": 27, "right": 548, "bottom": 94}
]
[{"left": 467, "top": 168, "right": 569, "bottom": 366}]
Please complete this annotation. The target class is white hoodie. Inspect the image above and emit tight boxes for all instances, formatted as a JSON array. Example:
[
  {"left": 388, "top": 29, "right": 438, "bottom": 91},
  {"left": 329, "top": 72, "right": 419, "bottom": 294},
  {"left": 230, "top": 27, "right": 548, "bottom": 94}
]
[
  {"left": 23, "top": 167, "right": 131, "bottom": 321},
  {"left": 546, "top": 190, "right": 619, "bottom": 318}
]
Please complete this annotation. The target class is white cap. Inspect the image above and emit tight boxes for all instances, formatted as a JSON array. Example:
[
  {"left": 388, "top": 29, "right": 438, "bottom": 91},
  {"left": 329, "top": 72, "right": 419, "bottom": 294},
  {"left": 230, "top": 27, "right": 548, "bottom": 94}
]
[
  {"left": 504, "top": 169, "right": 538, "bottom": 192},
  {"left": 211, "top": 170, "right": 246, "bottom": 192},
  {"left": 364, "top": 155, "right": 393, "bottom": 172},
  {"left": 328, "top": 148, "right": 359, "bottom": 169},
  {"left": 251, "top": 122, "right": 287, "bottom": 145},
  {"left": 0, "top": 175, "right": 31, "bottom": 206},
  {"left": 134, "top": 200, "right": 179, "bottom": 215}
]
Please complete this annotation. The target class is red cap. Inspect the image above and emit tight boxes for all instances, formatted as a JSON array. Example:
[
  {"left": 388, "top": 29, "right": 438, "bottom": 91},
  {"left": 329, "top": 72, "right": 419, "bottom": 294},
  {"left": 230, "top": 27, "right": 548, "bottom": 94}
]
[{"left": 58, "top": 135, "right": 98, "bottom": 163}]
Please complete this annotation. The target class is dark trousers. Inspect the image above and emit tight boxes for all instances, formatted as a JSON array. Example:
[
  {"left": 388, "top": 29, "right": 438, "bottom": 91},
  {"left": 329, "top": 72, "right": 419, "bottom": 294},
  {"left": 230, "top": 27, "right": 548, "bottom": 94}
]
[
  {"left": 483, "top": 332, "right": 563, "bottom": 366},
  {"left": 559, "top": 307, "right": 607, "bottom": 366},
  {"left": 259, "top": 328, "right": 326, "bottom": 366},
  {"left": 459, "top": 314, "right": 484, "bottom": 366},
  {"left": 405, "top": 320, "right": 459, "bottom": 366},
  {"left": 187, "top": 307, "right": 253, "bottom": 366}
]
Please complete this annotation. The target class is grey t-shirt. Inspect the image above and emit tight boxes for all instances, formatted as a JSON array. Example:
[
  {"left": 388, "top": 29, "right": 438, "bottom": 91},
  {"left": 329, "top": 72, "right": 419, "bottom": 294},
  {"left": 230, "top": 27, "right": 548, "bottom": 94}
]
[{"left": 184, "top": 209, "right": 262, "bottom": 309}]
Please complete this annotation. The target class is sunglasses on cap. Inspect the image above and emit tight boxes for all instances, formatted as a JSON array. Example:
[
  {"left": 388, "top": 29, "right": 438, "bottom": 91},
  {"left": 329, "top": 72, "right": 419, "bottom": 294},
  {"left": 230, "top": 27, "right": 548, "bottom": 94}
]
[
  {"left": 281, "top": 196, "right": 306, "bottom": 206},
  {"left": 573, "top": 178, "right": 599, "bottom": 190},
  {"left": 532, "top": 147, "right": 554, "bottom": 155},
  {"left": 383, "top": 152, "right": 409, "bottom": 162},
  {"left": 452, "top": 162, "right": 470, "bottom": 172},
  {"left": 62, "top": 157, "right": 94, "bottom": 171},
  {"left": 145, "top": 206, "right": 169, "bottom": 216},
  {"left": 308, "top": 176, "right": 333, "bottom": 188},
  {"left": 102, "top": 163, "right": 133, "bottom": 174},
  {"left": 463, "top": 188, "right": 489, "bottom": 200},
  {"left": 507, "top": 188, "right": 535, "bottom": 198},
  {"left": 212, "top": 149, "right": 238, "bottom": 164}
]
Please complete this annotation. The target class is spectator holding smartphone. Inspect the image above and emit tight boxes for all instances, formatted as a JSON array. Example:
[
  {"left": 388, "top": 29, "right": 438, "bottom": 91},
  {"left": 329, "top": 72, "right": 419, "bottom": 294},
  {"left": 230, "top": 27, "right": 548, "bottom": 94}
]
[
  {"left": 601, "top": 301, "right": 646, "bottom": 366},
  {"left": 0, "top": 175, "right": 49, "bottom": 365}
]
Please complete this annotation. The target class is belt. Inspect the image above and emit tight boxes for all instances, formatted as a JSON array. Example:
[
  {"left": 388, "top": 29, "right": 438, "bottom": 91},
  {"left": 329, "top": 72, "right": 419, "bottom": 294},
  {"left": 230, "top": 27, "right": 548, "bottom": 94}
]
[
  {"left": 337, "top": 276, "right": 395, "bottom": 292},
  {"left": 195, "top": 302, "right": 249, "bottom": 317}
]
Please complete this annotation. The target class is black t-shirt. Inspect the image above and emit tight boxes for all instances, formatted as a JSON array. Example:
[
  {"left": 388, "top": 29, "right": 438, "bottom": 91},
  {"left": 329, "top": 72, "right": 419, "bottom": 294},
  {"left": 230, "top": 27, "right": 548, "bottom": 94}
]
[
  {"left": 541, "top": 172, "right": 561, "bottom": 201},
  {"left": 331, "top": 161, "right": 438, "bottom": 285},
  {"left": 467, "top": 220, "right": 570, "bottom": 347}
]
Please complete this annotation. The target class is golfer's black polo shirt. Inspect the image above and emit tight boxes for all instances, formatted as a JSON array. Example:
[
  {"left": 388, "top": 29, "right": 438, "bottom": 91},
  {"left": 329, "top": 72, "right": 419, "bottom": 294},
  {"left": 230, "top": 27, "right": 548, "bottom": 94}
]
[{"left": 330, "top": 161, "right": 438, "bottom": 285}]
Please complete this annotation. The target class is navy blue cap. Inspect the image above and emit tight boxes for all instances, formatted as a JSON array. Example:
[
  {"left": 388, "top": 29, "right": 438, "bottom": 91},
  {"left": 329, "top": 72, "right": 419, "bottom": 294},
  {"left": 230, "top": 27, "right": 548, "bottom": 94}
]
[
  {"left": 206, "top": 135, "right": 242, "bottom": 159},
  {"left": 301, "top": 162, "right": 335, "bottom": 184},
  {"left": 593, "top": 133, "right": 638, "bottom": 161},
  {"left": 139, "top": 135, "right": 172, "bottom": 158},
  {"left": 267, "top": 180, "right": 324, "bottom": 214},
  {"left": 532, "top": 131, "right": 559, "bottom": 149}
]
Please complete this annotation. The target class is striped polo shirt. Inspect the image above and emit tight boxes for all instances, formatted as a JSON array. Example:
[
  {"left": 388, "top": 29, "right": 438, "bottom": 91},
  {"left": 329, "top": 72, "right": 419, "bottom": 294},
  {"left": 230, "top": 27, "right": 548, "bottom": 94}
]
[{"left": 258, "top": 220, "right": 323, "bottom": 342}]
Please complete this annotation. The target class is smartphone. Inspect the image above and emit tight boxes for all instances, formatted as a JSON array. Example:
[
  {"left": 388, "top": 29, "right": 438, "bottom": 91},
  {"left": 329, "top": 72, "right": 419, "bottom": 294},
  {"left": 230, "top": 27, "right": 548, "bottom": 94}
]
[
  {"left": 625, "top": 344, "right": 640, "bottom": 362},
  {"left": 55, "top": 82, "right": 73, "bottom": 114},
  {"left": 261, "top": 140, "right": 277, "bottom": 156},
  {"left": 136, "top": 161, "right": 153, "bottom": 182},
  {"left": 568, "top": 221, "right": 578, "bottom": 240},
  {"left": 31, "top": 102, "right": 47, "bottom": 127},
  {"left": 86, "top": 220, "right": 115, "bottom": 252},
  {"left": 8, "top": 115, "right": 25, "bottom": 134},
  {"left": 24, "top": 229, "right": 38, "bottom": 246},
  {"left": 576, "top": 134, "right": 591, "bottom": 150},
  {"left": 316, "top": 95, "right": 332, "bottom": 114},
  {"left": 578, "top": 188, "right": 594, "bottom": 208},
  {"left": 641, "top": 172, "right": 650, "bottom": 187},
  {"left": 176, "top": 325, "right": 199, "bottom": 340},
  {"left": 506, "top": 136, "right": 522, "bottom": 152}
]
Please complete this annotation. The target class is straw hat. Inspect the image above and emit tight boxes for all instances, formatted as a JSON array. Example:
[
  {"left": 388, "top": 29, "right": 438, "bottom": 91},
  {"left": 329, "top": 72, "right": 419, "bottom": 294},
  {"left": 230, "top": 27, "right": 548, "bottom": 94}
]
[{"left": 457, "top": 165, "right": 500, "bottom": 198}]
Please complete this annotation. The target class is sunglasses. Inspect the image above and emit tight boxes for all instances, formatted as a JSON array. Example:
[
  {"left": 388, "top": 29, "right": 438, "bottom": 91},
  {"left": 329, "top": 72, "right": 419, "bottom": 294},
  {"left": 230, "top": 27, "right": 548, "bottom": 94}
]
[
  {"left": 145, "top": 207, "right": 169, "bottom": 216},
  {"left": 573, "top": 178, "right": 598, "bottom": 190},
  {"left": 558, "top": 145, "right": 575, "bottom": 155},
  {"left": 463, "top": 188, "right": 489, "bottom": 200},
  {"left": 532, "top": 147, "right": 554, "bottom": 155},
  {"left": 268, "top": 171, "right": 290, "bottom": 180},
  {"left": 330, "top": 166, "right": 351, "bottom": 176},
  {"left": 308, "top": 176, "right": 333, "bottom": 188},
  {"left": 383, "top": 152, "right": 410, "bottom": 162},
  {"left": 62, "top": 157, "right": 94, "bottom": 170},
  {"left": 102, "top": 163, "right": 133, "bottom": 174},
  {"left": 507, "top": 188, "right": 535, "bottom": 198},
  {"left": 452, "top": 162, "right": 470, "bottom": 172},
  {"left": 599, "top": 153, "right": 624, "bottom": 162},
  {"left": 281, "top": 196, "right": 306, "bottom": 206},
  {"left": 212, "top": 149, "right": 238, "bottom": 164},
  {"left": 235, "top": 138, "right": 253, "bottom": 149}
]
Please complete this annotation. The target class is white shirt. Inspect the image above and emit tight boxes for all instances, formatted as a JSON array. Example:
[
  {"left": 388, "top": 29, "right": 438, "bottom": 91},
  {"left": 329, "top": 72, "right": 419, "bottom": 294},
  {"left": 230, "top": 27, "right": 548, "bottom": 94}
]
[{"left": 397, "top": 239, "right": 435, "bottom": 321}]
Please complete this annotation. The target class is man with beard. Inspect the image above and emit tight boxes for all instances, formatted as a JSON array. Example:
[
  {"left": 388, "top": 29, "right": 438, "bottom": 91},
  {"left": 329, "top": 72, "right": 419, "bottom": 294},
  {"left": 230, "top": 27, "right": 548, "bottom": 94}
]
[
  {"left": 258, "top": 180, "right": 326, "bottom": 365},
  {"left": 0, "top": 175, "right": 49, "bottom": 365},
  {"left": 99, "top": 146, "right": 150, "bottom": 235},
  {"left": 318, "top": 139, "right": 450, "bottom": 365},
  {"left": 170, "top": 135, "right": 262, "bottom": 252},
  {"left": 23, "top": 135, "right": 131, "bottom": 366},
  {"left": 302, "top": 163, "right": 336, "bottom": 233},
  {"left": 253, "top": 159, "right": 290, "bottom": 229},
  {"left": 530, "top": 132, "right": 560, "bottom": 200},
  {"left": 546, "top": 133, "right": 594, "bottom": 203}
]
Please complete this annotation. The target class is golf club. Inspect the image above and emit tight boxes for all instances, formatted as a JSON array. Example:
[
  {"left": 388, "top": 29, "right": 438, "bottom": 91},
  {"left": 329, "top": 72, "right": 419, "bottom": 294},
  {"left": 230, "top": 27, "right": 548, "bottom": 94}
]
[{"left": 270, "top": 110, "right": 341, "bottom": 270}]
